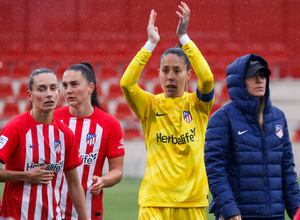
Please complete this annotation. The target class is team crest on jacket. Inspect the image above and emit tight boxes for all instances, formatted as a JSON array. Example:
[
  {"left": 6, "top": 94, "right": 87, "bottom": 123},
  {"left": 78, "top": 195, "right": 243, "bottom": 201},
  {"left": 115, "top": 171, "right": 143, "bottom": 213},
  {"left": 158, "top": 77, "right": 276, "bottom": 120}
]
[
  {"left": 276, "top": 125, "right": 283, "bottom": 138},
  {"left": 54, "top": 140, "right": 61, "bottom": 153},
  {"left": 183, "top": 111, "right": 193, "bottom": 123},
  {"left": 86, "top": 133, "right": 96, "bottom": 146}
]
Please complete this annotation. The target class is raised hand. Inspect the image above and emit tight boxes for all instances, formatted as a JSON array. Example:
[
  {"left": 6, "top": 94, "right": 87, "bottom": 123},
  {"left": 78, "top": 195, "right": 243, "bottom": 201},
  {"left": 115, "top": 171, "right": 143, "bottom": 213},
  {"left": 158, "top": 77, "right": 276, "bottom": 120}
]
[
  {"left": 176, "top": 1, "right": 190, "bottom": 38},
  {"left": 147, "top": 9, "right": 160, "bottom": 44},
  {"left": 26, "top": 164, "right": 54, "bottom": 184}
]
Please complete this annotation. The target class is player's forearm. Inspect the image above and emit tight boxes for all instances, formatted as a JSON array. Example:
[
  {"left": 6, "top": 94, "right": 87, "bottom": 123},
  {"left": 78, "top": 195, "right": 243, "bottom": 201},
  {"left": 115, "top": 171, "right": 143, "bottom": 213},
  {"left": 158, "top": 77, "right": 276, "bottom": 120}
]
[
  {"left": 0, "top": 168, "right": 29, "bottom": 182},
  {"left": 68, "top": 183, "right": 88, "bottom": 220},
  {"left": 102, "top": 168, "right": 123, "bottom": 188},
  {"left": 65, "top": 169, "right": 88, "bottom": 220}
]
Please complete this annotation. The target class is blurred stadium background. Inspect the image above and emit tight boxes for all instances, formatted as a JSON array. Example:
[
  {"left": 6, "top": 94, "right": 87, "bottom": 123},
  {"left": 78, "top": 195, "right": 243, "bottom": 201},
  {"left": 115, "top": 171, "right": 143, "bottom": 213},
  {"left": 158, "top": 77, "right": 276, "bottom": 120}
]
[{"left": 1, "top": 0, "right": 300, "bottom": 176}]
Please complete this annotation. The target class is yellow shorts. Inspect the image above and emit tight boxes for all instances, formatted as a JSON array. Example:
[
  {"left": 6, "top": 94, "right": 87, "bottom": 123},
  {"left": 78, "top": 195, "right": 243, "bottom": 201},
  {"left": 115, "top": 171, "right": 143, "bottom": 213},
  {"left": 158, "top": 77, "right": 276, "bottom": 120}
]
[{"left": 138, "top": 206, "right": 207, "bottom": 220}]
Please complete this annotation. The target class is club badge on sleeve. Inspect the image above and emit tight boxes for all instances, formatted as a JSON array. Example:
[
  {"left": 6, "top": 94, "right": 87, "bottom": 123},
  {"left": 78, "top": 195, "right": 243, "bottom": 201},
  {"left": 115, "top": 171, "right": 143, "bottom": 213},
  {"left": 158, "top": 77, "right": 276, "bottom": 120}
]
[
  {"left": 276, "top": 125, "right": 283, "bottom": 138},
  {"left": 0, "top": 135, "right": 8, "bottom": 149}
]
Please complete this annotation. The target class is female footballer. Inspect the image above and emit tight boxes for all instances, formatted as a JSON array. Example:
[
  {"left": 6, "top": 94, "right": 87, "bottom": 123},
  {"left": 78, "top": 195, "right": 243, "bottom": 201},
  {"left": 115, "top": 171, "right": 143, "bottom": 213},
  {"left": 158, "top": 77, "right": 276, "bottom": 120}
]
[
  {"left": 54, "top": 62, "right": 124, "bottom": 219},
  {"left": 120, "top": 2, "right": 214, "bottom": 219},
  {"left": 0, "top": 68, "right": 88, "bottom": 219}
]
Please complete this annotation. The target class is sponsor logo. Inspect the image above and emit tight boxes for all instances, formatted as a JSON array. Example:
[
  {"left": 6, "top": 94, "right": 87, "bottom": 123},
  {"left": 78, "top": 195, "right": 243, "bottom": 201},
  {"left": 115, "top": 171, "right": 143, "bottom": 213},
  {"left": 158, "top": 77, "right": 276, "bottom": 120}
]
[
  {"left": 0, "top": 135, "right": 8, "bottom": 149},
  {"left": 183, "top": 111, "right": 193, "bottom": 123},
  {"left": 118, "top": 138, "right": 124, "bottom": 149},
  {"left": 156, "top": 127, "right": 196, "bottom": 145},
  {"left": 250, "top": 60, "right": 259, "bottom": 65},
  {"left": 238, "top": 130, "right": 248, "bottom": 135},
  {"left": 276, "top": 125, "right": 283, "bottom": 138},
  {"left": 86, "top": 133, "right": 96, "bottom": 146},
  {"left": 30, "top": 144, "right": 39, "bottom": 148},
  {"left": 81, "top": 152, "right": 98, "bottom": 165},
  {"left": 156, "top": 112, "right": 167, "bottom": 117},
  {"left": 26, "top": 161, "right": 64, "bottom": 173}
]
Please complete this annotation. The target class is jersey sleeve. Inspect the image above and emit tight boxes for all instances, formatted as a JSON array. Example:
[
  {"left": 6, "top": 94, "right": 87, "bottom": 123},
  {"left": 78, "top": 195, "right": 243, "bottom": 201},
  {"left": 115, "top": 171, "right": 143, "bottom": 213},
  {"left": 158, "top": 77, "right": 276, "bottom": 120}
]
[
  {"left": 0, "top": 121, "right": 20, "bottom": 164},
  {"left": 106, "top": 117, "right": 125, "bottom": 159},
  {"left": 63, "top": 127, "right": 83, "bottom": 171},
  {"left": 183, "top": 41, "right": 214, "bottom": 102},
  {"left": 120, "top": 47, "right": 154, "bottom": 120}
]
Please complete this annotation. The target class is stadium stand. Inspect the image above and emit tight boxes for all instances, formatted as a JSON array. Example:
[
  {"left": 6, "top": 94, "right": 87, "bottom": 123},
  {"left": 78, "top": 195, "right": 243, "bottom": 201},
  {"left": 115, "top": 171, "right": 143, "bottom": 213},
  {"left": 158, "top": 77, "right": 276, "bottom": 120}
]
[
  {"left": 11, "top": 60, "right": 31, "bottom": 79},
  {"left": 107, "top": 83, "right": 124, "bottom": 99},
  {"left": 0, "top": 83, "right": 14, "bottom": 99},
  {"left": 100, "top": 63, "right": 118, "bottom": 80},
  {"left": 115, "top": 102, "right": 134, "bottom": 119},
  {"left": 2, "top": 102, "right": 20, "bottom": 119}
]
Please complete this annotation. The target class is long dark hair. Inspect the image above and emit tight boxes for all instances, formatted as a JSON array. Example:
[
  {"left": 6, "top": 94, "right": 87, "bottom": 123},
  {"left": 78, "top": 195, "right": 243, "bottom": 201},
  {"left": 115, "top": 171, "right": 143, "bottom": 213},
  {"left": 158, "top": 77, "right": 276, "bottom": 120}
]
[{"left": 66, "top": 62, "right": 104, "bottom": 111}]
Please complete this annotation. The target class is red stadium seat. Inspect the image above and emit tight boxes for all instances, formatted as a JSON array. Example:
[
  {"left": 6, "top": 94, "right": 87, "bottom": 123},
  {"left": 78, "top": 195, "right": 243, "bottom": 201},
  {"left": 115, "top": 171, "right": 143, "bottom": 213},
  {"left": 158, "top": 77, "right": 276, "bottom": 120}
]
[
  {"left": 123, "top": 127, "right": 142, "bottom": 140},
  {"left": 4, "top": 42, "right": 24, "bottom": 60},
  {"left": 112, "top": 42, "right": 132, "bottom": 60},
  {"left": 202, "top": 42, "right": 220, "bottom": 63},
  {"left": 210, "top": 62, "right": 227, "bottom": 80},
  {"left": 55, "top": 62, "right": 73, "bottom": 80},
  {"left": 89, "top": 42, "right": 111, "bottom": 61},
  {"left": 219, "top": 83, "right": 230, "bottom": 102},
  {"left": 69, "top": 42, "right": 89, "bottom": 62},
  {"left": 107, "top": 83, "right": 123, "bottom": 99},
  {"left": 189, "top": 67, "right": 198, "bottom": 80},
  {"left": 12, "top": 60, "right": 31, "bottom": 79},
  {"left": 0, "top": 61, "right": 10, "bottom": 77},
  {"left": 18, "top": 82, "right": 29, "bottom": 99},
  {"left": 267, "top": 43, "right": 288, "bottom": 78},
  {"left": 100, "top": 63, "right": 118, "bottom": 80},
  {"left": 223, "top": 42, "right": 242, "bottom": 64},
  {"left": 115, "top": 102, "right": 133, "bottom": 119},
  {"left": 2, "top": 102, "right": 20, "bottom": 119},
  {"left": 0, "top": 83, "right": 14, "bottom": 98},
  {"left": 293, "top": 123, "right": 300, "bottom": 142},
  {"left": 27, "top": 42, "right": 45, "bottom": 61},
  {"left": 209, "top": 102, "right": 222, "bottom": 117},
  {"left": 153, "top": 83, "right": 163, "bottom": 95},
  {"left": 246, "top": 43, "right": 267, "bottom": 58},
  {"left": 47, "top": 42, "right": 68, "bottom": 61}
]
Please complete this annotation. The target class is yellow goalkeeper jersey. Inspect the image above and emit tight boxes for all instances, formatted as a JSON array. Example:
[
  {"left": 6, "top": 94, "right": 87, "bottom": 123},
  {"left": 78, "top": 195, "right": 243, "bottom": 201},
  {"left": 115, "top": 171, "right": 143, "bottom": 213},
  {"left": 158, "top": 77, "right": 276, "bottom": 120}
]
[{"left": 120, "top": 41, "right": 214, "bottom": 208}]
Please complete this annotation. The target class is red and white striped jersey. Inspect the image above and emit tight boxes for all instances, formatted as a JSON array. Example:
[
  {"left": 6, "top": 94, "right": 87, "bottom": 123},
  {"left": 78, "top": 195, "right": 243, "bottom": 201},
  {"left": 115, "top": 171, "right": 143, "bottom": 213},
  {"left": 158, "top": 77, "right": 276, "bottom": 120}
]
[
  {"left": 0, "top": 111, "right": 82, "bottom": 220},
  {"left": 54, "top": 106, "right": 124, "bottom": 219}
]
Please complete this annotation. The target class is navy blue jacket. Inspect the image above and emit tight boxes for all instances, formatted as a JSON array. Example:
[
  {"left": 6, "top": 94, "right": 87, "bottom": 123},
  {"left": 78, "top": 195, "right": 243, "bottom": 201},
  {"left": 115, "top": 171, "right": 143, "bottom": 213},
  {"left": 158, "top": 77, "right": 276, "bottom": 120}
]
[{"left": 204, "top": 54, "right": 300, "bottom": 219}]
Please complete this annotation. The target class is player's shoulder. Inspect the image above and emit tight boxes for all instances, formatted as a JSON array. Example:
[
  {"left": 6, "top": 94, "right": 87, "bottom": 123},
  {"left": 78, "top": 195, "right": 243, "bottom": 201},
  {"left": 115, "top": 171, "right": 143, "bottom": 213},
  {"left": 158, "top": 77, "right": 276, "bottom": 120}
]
[
  {"left": 5, "top": 111, "right": 30, "bottom": 128},
  {"left": 94, "top": 106, "right": 121, "bottom": 127}
]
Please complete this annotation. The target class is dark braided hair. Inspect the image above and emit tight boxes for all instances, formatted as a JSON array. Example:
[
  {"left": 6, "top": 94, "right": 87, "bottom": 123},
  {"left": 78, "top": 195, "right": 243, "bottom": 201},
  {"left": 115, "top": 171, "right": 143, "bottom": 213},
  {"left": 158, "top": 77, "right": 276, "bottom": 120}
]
[{"left": 66, "top": 62, "right": 105, "bottom": 111}]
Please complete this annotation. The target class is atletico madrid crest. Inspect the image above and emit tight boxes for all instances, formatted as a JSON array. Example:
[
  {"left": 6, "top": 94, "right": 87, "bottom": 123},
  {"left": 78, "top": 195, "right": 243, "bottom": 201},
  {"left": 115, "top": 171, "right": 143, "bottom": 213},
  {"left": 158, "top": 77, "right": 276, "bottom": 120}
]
[
  {"left": 54, "top": 140, "right": 61, "bottom": 153},
  {"left": 183, "top": 111, "right": 193, "bottom": 124},
  {"left": 275, "top": 125, "right": 283, "bottom": 138},
  {"left": 86, "top": 133, "right": 97, "bottom": 146}
]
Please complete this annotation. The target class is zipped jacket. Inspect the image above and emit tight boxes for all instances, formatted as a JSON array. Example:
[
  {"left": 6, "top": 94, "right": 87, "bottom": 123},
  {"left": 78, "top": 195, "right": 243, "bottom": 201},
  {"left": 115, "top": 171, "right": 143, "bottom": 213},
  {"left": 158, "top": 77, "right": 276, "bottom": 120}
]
[{"left": 204, "top": 54, "right": 300, "bottom": 219}]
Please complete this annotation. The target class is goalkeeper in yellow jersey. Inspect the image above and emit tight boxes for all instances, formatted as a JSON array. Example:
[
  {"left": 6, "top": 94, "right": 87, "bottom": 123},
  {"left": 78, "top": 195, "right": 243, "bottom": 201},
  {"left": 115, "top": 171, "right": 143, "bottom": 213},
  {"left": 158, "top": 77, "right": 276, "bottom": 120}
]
[{"left": 120, "top": 2, "right": 214, "bottom": 219}]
